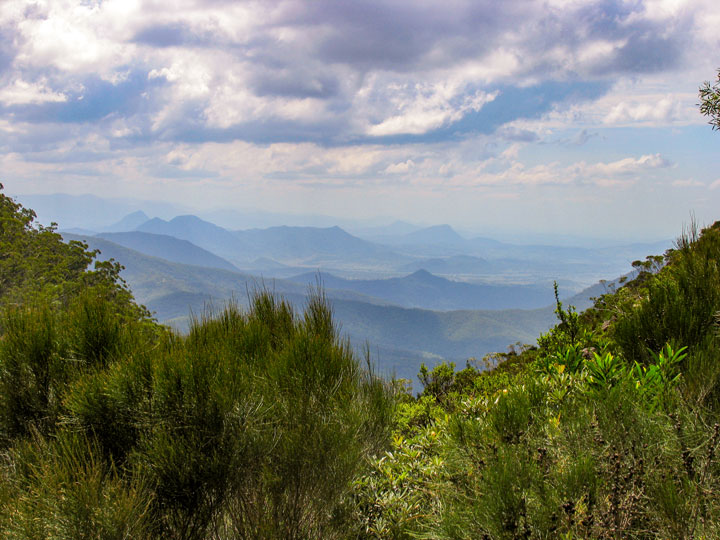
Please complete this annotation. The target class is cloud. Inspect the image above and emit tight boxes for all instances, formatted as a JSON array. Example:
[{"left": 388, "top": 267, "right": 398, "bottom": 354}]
[
  {"left": 0, "top": 70, "right": 159, "bottom": 125},
  {"left": 366, "top": 86, "right": 497, "bottom": 136},
  {"left": 581, "top": 153, "right": 672, "bottom": 177},
  {"left": 568, "top": 129, "right": 598, "bottom": 146},
  {"left": 0, "top": 0, "right": 717, "bottom": 233},
  {"left": 604, "top": 96, "right": 685, "bottom": 125},
  {"left": 442, "top": 152, "right": 676, "bottom": 189},
  {"left": 0, "top": 78, "right": 67, "bottom": 105},
  {"left": 497, "top": 126, "right": 540, "bottom": 143},
  {"left": 384, "top": 160, "right": 415, "bottom": 174},
  {"left": 0, "top": 0, "right": 706, "bottom": 148},
  {"left": 133, "top": 22, "right": 209, "bottom": 48},
  {"left": 672, "top": 179, "right": 705, "bottom": 188}
]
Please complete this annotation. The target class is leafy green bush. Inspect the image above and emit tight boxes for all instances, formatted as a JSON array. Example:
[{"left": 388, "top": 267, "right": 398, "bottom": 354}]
[
  {"left": 0, "top": 430, "right": 153, "bottom": 540},
  {"left": 613, "top": 222, "right": 720, "bottom": 363},
  {"left": 0, "top": 304, "right": 64, "bottom": 442},
  {"left": 61, "top": 292, "right": 394, "bottom": 539}
]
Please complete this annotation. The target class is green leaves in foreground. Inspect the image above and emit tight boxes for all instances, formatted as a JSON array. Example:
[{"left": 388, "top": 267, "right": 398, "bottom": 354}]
[{"left": 1, "top": 292, "right": 394, "bottom": 539}]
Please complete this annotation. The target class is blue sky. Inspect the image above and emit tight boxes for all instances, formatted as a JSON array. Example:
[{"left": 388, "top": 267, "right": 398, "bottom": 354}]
[{"left": 1, "top": 0, "right": 719, "bottom": 240}]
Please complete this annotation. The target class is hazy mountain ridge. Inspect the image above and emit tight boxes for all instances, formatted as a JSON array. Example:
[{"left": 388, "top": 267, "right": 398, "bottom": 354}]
[
  {"left": 286, "top": 269, "right": 562, "bottom": 311},
  {"left": 136, "top": 215, "right": 254, "bottom": 265},
  {"left": 61, "top": 232, "right": 612, "bottom": 380},
  {"left": 62, "top": 234, "right": 389, "bottom": 310},
  {"left": 123, "top": 212, "right": 670, "bottom": 288},
  {"left": 399, "top": 254, "right": 493, "bottom": 275},
  {"left": 54, "top": 202, "right": 675, "bottom": 382},
  {"left": 234, "top": 225, "right": 409, "bottom": 266},
  {"left": 104, "top": 210, "right": 150, "bottom": 232},
  {"left": 96, "top": 231, "right": 240, "bottom": 272}
]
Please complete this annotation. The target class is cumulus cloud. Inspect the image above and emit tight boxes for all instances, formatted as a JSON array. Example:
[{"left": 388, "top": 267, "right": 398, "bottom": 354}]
[
  {"left": 604, "top": 96, "right": 685, "bottom": 125},
  {"left": 384, "top": 160, "right": 415, "bottom": 174},
  {"left": 435, "top": 152, "right": 676, "bottom": 189},
  {"left": 0, "top": 0, "right": 709, "bottom": 147},
  {"left": 366, "top": 86, "right": 497, "bottom": 136},
  {"left": 0, "top": 79, "right": 67, "bottom": 105},
  {"left": 581, "top": 153, "right": 672, "bottom": 177},
  {"left": 0, "top": 0, "right": 717, "bottom": 233}
]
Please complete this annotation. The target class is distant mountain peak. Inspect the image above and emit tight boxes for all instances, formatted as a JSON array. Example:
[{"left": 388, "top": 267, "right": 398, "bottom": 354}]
[
  {"left": 103, "top": 210, "right": 150, "bottom": 232},
  {"left": 170, "top": 214, "right": 206, "bottom": 224},
  {"left": 407, "top": 269, "right": 445, "bottom": 282},
  {"left": 426, "top": 224, "right": 456, "bottom": 233},
  {"left": 137, "top": 217, "right": 167, "bottom": 228},
  {"left": 126, "top": 210, "right": 149, "bottom": 220},
  {"left": 402, "top": 224, "right": 465, "bottom": 245}
]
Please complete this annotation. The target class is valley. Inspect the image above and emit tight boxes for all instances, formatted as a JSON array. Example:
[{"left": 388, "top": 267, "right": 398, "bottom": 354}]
[{"left": 54, "top": 195, "right": 671, "bottom": 382}]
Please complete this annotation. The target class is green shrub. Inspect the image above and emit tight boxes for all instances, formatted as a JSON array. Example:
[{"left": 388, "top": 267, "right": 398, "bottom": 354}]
[
  {"left": 63, "top": 291, "right": 394, "bottom": 539},
  {"left": 613, "top": 223, "right": 720, "bottom": 363},
  {"left": 0, "top": 430, "right": 153, "bottom": 540},
  {"left": 0, "top": 304, "right": 65, "bottom": 441}
]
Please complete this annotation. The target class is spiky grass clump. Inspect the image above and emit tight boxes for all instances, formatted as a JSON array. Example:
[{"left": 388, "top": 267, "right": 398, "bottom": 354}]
[{"left": 1, "top": 290, "right": 394, "bottom": 540}]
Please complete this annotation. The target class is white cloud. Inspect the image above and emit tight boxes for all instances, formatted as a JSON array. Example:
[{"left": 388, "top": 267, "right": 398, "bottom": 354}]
[
  {"left": 12, "top": 0, "right": 137, "bottom": 76},
  {"left": 672, "top": 179, "right": 705, "bottom": 187},
  {"left": 582, "top": 153, "right": 672, "bottom": 177},
  {"left": 446, "top": 153, "right": 674, "bottom": 188},
  {"left": 0, "top": 79, "right": 67, "bottom": 105},
  {"left": 366, "top": 84, "right": 497, "bottom": 136},
  {"left": 384, "top": 160, "right": 415, "bottom": 174},
  {"left": 604, "top": 96, "right": 685, "bottom": 125}
]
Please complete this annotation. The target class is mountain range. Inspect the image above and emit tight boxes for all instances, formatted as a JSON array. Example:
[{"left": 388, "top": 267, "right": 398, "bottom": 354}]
[
  {"left": 286, "top": 269, "right": 560, "bottom": 310},
  {"left": 49, "top": 200, "right": 673, "bottom": 383},
  {"left": 96, "top": 231, "right": 239, "bottom": 272},
  {"left": 62, "top": 224, "right": 619, "bottom": 381}
]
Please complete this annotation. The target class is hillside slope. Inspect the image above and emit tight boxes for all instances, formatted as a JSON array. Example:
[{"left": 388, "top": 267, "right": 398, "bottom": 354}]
[
  {"left": 63, "top": 234, "right": 562, "bottom": 379},
  {"left": 287, "top": 269, "right": 559, "bottom": 310},
  {"left": 96, "top": 231, "right": 240, "bottom": 272}
]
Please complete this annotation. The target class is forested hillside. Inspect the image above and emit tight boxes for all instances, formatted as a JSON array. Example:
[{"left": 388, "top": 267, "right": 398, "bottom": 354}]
[
  {"left": 2, "top": 186, "right": 720, "bottom": 538},
  {"left": 0, "top": 187, "right": 393, "bottom": 538}
]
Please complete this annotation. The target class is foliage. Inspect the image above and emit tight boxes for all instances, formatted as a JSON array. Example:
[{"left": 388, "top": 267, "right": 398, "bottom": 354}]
[
  {"left": 612, "top": 221, "right": 720, "bottom": 363},
  {"left": 347, "top": 406, "right": 449, "bottom": 538},
  {"left": 0, "top": 192, "right": 394, "bottom": 538},
  {"left": 1, "top": 291, "right": 394, "bottom": 539},
  {"left": 699, "top": 68, "right": 720, "bottom": 130},
  {"left": 0, "top": 184, "right": 150, "bottom": 322},
  {"left": 346, "top": 218, "right": 720, "bottom": 538},
  {"left": 0, "top": 430, "right": 153, "bottom": 539},
  {"left": 5, "top": 190, "right": 720, "bottom": 538}
]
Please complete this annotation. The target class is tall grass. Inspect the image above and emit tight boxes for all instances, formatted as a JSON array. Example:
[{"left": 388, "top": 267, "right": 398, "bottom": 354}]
[
  {"left": 613, "top": 222, "right": 720, "bottom": 364},
  {"left": 0, "top": 429, "right": 153, "bottom": 539},
  {"left": 1, "top": 289, "right": 394, "bottom": 539},
  {"left": 0, "top": 304, "right": 63, "bottom": 441}
]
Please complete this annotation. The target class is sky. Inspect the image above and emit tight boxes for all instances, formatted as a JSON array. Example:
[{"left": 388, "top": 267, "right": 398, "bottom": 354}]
[{"left": 1, "top": 0, "right": 719, "bottom": 241}]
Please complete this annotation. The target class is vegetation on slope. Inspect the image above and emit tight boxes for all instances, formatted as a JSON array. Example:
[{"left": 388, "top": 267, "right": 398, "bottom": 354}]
[
  {"left": 3, "top": 109, "right": 720, "bottom": 538},
  {"left": 347, "top": 221, "right": 720, "bottom": 539},
  {"left": 0, "top": 183, "right": 142, "bottom": 318},
  {"left": 0, "top": 187, "right": 394, "bottom": 539}
]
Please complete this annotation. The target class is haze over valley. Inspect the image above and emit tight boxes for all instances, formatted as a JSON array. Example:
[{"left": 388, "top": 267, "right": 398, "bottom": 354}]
[
  {"left": 2, "top": 0, "right": 717, "bottom": 381},
  {"left": 38, "top": 192, "right": 669, "bottom": 381}
]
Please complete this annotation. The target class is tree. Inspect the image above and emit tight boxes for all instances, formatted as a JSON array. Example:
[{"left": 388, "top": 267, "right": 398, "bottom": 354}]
[
  {"left": 0, "top": 183, "right": 147, "bottom": 319},
  {"left": 699, "top": 69, "right": 720, "bottom": 130}
]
